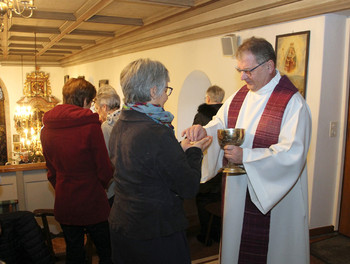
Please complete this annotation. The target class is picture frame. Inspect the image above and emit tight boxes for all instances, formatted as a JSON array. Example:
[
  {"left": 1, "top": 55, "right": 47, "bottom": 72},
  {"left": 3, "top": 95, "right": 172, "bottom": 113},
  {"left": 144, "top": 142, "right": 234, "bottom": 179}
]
[
  {"left": 13, "top": 134, "right": 20, "bottom": 143},
  {"left": 275, "top": 31, "right": 310, "bottom": 98},
  {"left": 13, "top": 142, "right": 20, "bottom": 152}
]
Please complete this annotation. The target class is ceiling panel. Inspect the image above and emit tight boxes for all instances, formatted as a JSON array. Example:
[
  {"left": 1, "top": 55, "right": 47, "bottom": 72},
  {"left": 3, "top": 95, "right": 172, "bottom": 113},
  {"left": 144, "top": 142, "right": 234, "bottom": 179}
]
[
  {"left": 0, "top": 0, "right": 348, "bottom": 66},
  {"left": 76, "top": 21, "right": 125, "bottom": 31},
  {"left": 34, "top": 0, "right": 88, "bottom": 13}
]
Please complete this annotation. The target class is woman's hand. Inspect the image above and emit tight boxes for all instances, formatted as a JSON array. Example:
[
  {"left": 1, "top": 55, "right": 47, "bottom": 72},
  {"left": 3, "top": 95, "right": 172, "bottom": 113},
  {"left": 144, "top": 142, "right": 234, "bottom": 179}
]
[{"left": 181, "top": 136, "right": 213, "bottom": 152}]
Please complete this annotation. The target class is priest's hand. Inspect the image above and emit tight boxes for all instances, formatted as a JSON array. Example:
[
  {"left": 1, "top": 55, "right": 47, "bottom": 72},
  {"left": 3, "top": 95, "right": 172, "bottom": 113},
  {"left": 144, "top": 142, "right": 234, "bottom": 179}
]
[
  {"left": 181, "top": 125, "right": 207, "bottom": 142},
  {"left": 181, "top": 136, "right": 213, "bottom": 152},
  {"left": 224, "top": 145, "right": 243, "bottom": 164}
]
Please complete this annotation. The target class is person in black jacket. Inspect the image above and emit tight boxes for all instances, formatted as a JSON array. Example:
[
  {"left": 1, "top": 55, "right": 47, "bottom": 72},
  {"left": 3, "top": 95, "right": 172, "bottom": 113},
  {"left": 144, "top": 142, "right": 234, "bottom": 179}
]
[
  {"left": 193, "top": 85, "right": 225, "bottom": 126},
  {"left": 108, "top": 58, "right": 213, "bottom": 264},
  {"left": 193, "top": 85, "right": 225, "bottom": 246}
]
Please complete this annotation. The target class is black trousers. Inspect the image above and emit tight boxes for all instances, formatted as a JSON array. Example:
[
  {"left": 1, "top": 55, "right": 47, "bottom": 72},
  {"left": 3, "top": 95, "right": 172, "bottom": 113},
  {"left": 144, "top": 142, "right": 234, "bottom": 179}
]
[
  {"left": 110, "top": 228, "right": 191, "bottom": 264},
  {"left": 61, "top": 221, "right": 112, "bottom": 264},
  {"left": 195, "top": 172, "right": 222, "bottom": 242}
]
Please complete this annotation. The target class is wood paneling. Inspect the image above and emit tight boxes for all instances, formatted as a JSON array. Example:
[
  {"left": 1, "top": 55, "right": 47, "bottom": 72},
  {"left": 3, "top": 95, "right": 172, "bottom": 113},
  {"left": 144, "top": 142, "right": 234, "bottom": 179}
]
[{"left": 0, "top": 0, "right": 349, "bottom": 66}]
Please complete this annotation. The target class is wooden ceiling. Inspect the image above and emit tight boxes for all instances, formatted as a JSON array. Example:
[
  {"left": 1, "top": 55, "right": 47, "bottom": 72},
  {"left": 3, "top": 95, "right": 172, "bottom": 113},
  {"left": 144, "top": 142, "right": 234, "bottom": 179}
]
[{"left": 0, "top": 0, "right": 349, "bottom": 67}]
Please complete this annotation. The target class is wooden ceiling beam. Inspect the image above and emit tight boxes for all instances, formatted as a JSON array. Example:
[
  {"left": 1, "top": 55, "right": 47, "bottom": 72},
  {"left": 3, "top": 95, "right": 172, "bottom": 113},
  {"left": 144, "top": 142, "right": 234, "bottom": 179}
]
[
  {"left": 38, "top": 0, "right": 114, "bottom": 56},
  {"left": 40, "top": 54, "right": 65, "bottom": 57},
  {"left": 9, "top": 36, "right": 51, "bottom": 42},
  {"left": 69, "top": 29, "right": 115, "bottom": 37},
  {"left": 14, "top": 11, "right": 76, "bottom": 21},
  {"left": 125, "top": 0, "right": 194, "bottom": 7},
  {"left": 9, "top": 48, "right": 72, "bottom": 54},
  {"left": 59, "top": 0, "right": 350, "bottom": 67},
  {"left": 87, "top": 15, "right": 143, "bottom": 26},
  {"left": 9, "top": 25, "right": 61, "bottom": 34},
  {"left": 44, "top": 50, "right": 72, "bottom": 54},
  {"left": 9, "top": 48, "right": 36, "bottom": 53},
  {"left": 114, "top": 0, "right": 299, "bottom": 44},
  {"left": 15, "top": 10, "right": 143, "bottom": 28},
  {"left": 59, "top": 38, "right": 96, "bottom": 44},
  {"left": 51, "top": 45, "right": 82, "bottom": 50},
  {"left": 9, "top": 43, "right": 44, "bottom": 48}
]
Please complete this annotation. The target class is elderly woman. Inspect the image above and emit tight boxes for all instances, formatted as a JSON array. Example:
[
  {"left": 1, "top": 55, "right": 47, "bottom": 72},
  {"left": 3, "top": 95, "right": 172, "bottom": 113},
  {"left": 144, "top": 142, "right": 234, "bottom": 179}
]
[
  {"left": 40, "top": 78, "right": 113, "bottom": 264},
  {"left": 108, "top": 58, "right": 212, "bottom": 264},
  {"left": 94, "top": 84, "right": 121, "bottom": 206},
  {"left": 94, "top": 84, "right": 121, "bottom": 145}
]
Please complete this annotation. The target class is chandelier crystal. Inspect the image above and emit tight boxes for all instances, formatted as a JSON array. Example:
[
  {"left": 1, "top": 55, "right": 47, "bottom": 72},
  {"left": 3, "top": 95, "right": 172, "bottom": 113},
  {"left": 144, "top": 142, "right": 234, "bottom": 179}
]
[{"left": 0, "top": 0, "right": 36, "bottom": 19}]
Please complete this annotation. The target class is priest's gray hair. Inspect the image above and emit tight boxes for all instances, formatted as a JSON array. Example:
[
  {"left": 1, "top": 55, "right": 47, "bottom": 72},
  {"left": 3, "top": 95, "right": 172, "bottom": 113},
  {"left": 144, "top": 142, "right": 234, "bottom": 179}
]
[
  {"left": 95, "top": 84, "right": 120, "bottom": 110},
  {"left": 120, "top": 58, "right": 170, "bottom": 104},
  {"left": 236, "top": 37, "right": 276, "bottom": 65}
]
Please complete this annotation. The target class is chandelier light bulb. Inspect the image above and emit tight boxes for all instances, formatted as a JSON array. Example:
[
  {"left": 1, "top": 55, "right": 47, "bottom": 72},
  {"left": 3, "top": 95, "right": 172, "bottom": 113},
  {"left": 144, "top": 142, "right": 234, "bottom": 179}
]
[
  {"left": 0, "top": 0, "right": 35, "bottom": 19},
  {"left": 0, "top": 2, "right": 8, "bottom": 16}
]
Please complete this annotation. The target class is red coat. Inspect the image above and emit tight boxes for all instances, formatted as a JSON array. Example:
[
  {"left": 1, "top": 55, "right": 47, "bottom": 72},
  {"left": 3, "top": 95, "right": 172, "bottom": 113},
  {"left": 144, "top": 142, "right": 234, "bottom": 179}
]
[{"left": 41, "top": 104, "right": 113, "bottom": 225}]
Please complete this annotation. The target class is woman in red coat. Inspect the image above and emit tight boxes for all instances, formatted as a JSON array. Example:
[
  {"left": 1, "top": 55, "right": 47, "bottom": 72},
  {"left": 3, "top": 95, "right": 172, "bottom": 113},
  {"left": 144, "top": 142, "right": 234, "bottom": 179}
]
[{"left": 41, "top": 78, "right": 113, "bottom": 263}]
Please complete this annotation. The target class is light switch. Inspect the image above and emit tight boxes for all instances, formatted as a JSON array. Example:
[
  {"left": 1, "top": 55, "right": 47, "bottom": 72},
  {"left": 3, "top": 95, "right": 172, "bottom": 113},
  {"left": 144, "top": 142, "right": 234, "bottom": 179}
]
[{"left": 329, "top": 121, "right": 337, "bottom": 138}]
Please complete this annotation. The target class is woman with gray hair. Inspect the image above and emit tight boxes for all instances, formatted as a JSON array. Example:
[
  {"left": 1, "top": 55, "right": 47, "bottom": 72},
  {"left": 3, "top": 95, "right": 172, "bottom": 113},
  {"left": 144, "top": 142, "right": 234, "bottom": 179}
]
[
  {"left": 108, "top": 58, "right": 212, "bottom": 264},
  {"left": 94, "top": 84, "right": 121, "bottom": 145},
  {"left": 94, "top": 84, "right": 121, "bottom": 206}
]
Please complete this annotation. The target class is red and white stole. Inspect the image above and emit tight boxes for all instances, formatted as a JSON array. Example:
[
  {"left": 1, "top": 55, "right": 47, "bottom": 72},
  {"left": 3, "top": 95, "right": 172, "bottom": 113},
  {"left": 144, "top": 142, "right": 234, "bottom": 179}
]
[{"left": 224, "top": 75, "right": 298, "bottom": 263}]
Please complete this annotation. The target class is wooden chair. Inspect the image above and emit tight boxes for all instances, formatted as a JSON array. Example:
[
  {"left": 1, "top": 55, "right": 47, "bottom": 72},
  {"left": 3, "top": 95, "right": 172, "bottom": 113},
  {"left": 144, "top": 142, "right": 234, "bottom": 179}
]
[
  {"left": 0, "top": 200, "right": 18, "bottom": 214},
  {"left": 33, "top": 209, "right": 93, "bottom": 263}
]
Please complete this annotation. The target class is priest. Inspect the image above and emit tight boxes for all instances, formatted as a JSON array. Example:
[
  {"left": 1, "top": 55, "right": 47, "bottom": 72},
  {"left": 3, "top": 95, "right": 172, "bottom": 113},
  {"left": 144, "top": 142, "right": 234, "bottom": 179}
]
[{"left": 183, "top": 37, "right": 311, "bottom": 264}]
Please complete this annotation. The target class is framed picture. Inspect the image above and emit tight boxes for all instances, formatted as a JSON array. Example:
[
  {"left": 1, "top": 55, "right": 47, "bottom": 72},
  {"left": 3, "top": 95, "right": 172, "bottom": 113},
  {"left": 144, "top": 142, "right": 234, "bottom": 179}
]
[
  {"left": 13, "top": 142, "right": 20, "bottom": 152},
  {"left": 275, "top": 31, "right": 310, "bottom": 98},
  {"left": 13, "top": 134, "right": 20, "bottom": 143},
  {"left": 99, "top": 79, "right": 109, "bottom": 88}
]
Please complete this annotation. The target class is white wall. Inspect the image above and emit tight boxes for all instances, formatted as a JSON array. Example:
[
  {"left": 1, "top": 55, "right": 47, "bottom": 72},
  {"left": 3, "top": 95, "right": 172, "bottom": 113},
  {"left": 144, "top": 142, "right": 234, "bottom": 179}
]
[
  {"left": 177, "top": 70, "right": 211, "bottom": 137},
  {"left": 309, "top": 14, "right": 348, "bottom": 229},
  {"left": 2, "top": 13, "right": 349, "bottom": 230}
]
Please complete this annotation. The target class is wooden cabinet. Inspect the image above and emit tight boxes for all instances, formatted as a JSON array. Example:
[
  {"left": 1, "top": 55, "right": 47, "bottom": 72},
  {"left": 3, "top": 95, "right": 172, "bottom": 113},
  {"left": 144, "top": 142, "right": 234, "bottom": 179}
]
[
  {"left": 0, "top": 172, "right": 17, "bottom": 201},
  {"left": 0, "top": 163, "right": 54, "bottom": 211}
]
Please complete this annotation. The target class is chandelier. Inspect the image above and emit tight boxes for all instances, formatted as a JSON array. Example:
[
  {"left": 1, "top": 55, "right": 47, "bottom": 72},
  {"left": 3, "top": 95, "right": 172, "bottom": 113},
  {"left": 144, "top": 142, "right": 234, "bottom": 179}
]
[{"left": 0, "top": 0, "right": 36, "bottom": 19}]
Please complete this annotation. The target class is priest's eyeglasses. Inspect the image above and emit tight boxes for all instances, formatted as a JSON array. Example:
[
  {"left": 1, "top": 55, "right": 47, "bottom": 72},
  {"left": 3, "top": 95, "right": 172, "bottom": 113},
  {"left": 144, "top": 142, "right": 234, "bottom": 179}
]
[
  {"left": 165, "top": 86, "right": 173, "bottom": 96},
  {"left": 235, "top": 60, "right": 267, "bottom": 77}
]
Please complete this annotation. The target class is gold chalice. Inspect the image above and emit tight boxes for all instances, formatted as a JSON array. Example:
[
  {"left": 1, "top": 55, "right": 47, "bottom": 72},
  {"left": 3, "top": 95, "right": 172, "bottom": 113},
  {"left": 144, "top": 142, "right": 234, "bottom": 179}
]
[{"left": 217, "top": 128, "right": 246, "bottom": 175}]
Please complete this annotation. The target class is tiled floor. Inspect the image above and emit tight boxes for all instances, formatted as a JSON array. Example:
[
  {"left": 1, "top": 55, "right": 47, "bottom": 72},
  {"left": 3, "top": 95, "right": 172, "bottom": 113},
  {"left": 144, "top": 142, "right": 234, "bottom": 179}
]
[
  {"left": 54, "top": 229, "right": 331, "bottom": 264},
  {"left": 55, "top": 226, "right": 220, "bottom": 263}
]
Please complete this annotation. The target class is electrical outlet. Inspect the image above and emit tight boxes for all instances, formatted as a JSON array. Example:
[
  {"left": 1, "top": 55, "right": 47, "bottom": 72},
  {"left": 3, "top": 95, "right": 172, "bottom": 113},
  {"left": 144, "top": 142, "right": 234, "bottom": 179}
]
[{"left": 329, "top": 121, "right": 337, "bottom": 138}]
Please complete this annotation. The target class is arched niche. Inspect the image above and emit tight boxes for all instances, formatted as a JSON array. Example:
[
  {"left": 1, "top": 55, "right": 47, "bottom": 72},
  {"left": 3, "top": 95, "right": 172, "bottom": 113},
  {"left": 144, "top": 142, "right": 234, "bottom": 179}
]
[{"left": 177, "top": 70, "right": 211, "bottom": 137}]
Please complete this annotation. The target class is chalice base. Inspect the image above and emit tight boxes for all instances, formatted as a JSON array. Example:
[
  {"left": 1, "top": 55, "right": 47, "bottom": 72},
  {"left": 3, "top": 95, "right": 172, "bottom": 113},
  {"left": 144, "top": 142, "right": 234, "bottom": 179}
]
[{"left": 223, "top": 165, "right": 246, "bottom": 175}]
